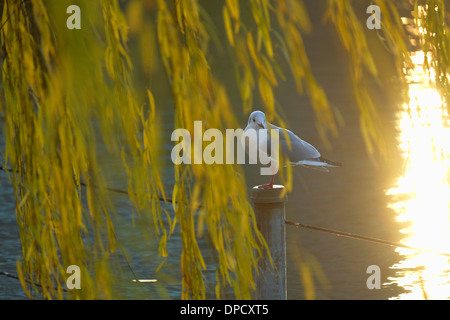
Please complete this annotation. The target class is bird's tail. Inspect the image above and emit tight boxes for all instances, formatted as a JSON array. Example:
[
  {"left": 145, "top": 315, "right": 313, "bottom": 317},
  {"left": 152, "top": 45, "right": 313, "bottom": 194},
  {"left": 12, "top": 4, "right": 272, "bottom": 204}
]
[
  {"left": 286, "top": 157, "right": 342, "bottom": 172},
  {"left": 318, "top": 157, "right": 342, "bottom": 167},
  {"left": 301, "top": 165, "right": 330, "bottom": 172}
]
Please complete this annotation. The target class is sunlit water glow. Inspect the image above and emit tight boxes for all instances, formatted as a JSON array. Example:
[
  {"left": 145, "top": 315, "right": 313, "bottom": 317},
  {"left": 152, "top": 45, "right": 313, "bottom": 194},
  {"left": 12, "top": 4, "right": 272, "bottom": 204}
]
[{"left": 386, "top": 52, "right": 450, "bottom": 300}]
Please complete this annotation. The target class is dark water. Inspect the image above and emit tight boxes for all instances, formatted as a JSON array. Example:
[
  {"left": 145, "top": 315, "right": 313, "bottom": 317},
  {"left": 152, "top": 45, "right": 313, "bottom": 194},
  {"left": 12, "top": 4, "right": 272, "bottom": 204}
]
[
  {"left": 1, "top": 1, "right": 448, "bottom": 300},
  {"left": 0, "top": 176, "right": 27, "bottom": 299}
]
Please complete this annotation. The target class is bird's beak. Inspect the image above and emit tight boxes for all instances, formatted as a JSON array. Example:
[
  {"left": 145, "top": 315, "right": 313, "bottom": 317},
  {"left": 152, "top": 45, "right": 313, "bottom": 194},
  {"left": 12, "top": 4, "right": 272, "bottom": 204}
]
[{"left": 257, "top": 122, "right": 264, "bottom": 129}]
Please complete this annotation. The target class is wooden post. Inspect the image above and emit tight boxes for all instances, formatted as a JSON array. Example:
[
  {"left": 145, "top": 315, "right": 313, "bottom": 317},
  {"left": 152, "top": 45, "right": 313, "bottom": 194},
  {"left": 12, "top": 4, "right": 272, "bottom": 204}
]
[{"left": 251, "top": 185, "right": 287, "bottom": 300}]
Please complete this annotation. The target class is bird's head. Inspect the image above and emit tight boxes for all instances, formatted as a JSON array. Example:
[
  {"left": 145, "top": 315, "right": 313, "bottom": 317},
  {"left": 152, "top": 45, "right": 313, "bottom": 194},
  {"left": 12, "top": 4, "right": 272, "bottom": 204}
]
[{"left": 247, "top": 110, "right": 267, "bottom": 130}]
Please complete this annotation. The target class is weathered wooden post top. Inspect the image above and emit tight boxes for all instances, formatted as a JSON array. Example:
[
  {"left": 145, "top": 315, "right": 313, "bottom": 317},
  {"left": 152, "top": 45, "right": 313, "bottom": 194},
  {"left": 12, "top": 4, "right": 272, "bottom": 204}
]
[{"left": 251, "top": 185, "right": 287, "bottom": 300}]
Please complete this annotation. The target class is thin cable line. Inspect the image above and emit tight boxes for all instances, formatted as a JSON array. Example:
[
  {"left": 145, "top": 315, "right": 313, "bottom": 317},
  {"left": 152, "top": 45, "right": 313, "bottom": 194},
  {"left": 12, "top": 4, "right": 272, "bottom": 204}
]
[
  {"left": 0, "top": 165, "right": 172, "bottom": 205},
  {"left": 0, "top": 271, "right": 68, "bottom": 293},
  {"left": 285, "top": 220, "right": 450, "bottom": 258}
]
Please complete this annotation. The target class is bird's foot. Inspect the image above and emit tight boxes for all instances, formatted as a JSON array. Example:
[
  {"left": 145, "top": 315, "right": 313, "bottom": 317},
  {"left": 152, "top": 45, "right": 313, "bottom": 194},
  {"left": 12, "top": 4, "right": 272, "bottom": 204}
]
[{"left": 257, "top": 182, "right": 274, "bottom": 189}]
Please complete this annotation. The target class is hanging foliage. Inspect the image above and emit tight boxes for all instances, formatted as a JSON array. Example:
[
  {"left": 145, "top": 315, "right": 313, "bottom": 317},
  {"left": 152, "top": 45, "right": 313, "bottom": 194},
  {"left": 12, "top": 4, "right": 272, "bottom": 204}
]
[
  {"left": 415, "top": 0, "right": 450, "bottom": 108},
  {"left": 1, "top": 0, "right": 447, "bottom": 300}
]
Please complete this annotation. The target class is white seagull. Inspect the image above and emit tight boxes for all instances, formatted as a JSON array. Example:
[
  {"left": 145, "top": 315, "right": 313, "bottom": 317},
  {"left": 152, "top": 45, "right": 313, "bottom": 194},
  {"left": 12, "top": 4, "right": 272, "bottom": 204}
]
[{"left": 244, "top": 110, "right": 342, "bottom": 188}]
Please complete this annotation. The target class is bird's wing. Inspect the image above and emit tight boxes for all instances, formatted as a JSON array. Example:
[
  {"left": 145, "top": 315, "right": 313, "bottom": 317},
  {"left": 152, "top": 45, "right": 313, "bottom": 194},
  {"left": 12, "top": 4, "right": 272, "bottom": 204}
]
[{"left": 269, "top": 125, "right": 321, "bottom": 162}]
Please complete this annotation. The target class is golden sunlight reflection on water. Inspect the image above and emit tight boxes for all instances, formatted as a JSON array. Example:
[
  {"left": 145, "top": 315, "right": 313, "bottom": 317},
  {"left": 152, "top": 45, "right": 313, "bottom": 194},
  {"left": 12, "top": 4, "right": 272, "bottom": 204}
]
[{"left": 386, "top": 52, "right": 450, "bottom": 299}]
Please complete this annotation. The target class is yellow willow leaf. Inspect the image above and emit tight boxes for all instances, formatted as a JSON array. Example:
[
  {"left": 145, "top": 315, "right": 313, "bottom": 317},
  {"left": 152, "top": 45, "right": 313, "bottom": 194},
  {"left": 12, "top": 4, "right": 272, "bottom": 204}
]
[
  {"left": 261, "top": 0, "right": 271, "bottom": 28},
  {"left": 309, "top": 254, "right": 331, "bottom": 290},
  {"left": 16, "top": 260, "right": 32, "bottom": 298},
  {"left": 159, "top": 230, "right": 168, "bottom": 257},
  {"left": 106, "top": 216, "right": 117, "bottom": 253},
  {"left": 226, "top": 0, "right": 239, "bottom": 20},
  {"left": 247, "top": 32, "right": 275, "bottom": 84},
  {"left": 215, "top": 271, "right": 222, "bottom": 299},
  {"left": 235, "top": 36, "right": 251, "bottom": 67},
  {"left": 172, "top": 181, "right": 179, "bottom": 212},
  {"left": 104, "top": 47, "right": 116, "bottom": 80},
  {"left": 260, "top": 55, "right": 277, "bottom": 85},
  {"left": 223, "top": 7, "right": 235, "bottom": 47},
  {"left": 360, "top": 115, "right": 374, "bottom": 155},
  {"left": 246, "top": 32, "right": 260, "bottom": 67},
  {"left": 126, "top": 0, "right": 143, "bottom": 34},
  {"left": 362, "top": 49, "right": 377, "bottom": 77},
  {"left": 175, "top": 0, "right": 185, "bottom": 34},
  {"left": 300, "top": 263, "right": 315, "bottom": 300},
  {"left": 262, "top": 30, "right": 273, "bottom": 58},
  {"left": 164, "top": 208, "right": 175, "bottom": 236},
  {"left": 262, "top": 29, "right": 273, "bottom": 59},
  {"left": 250, "top": 0, "right": 272, "bottom": 58},
  {"left": 146, "top": 89, "right": 156, "bottom": 121}
]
